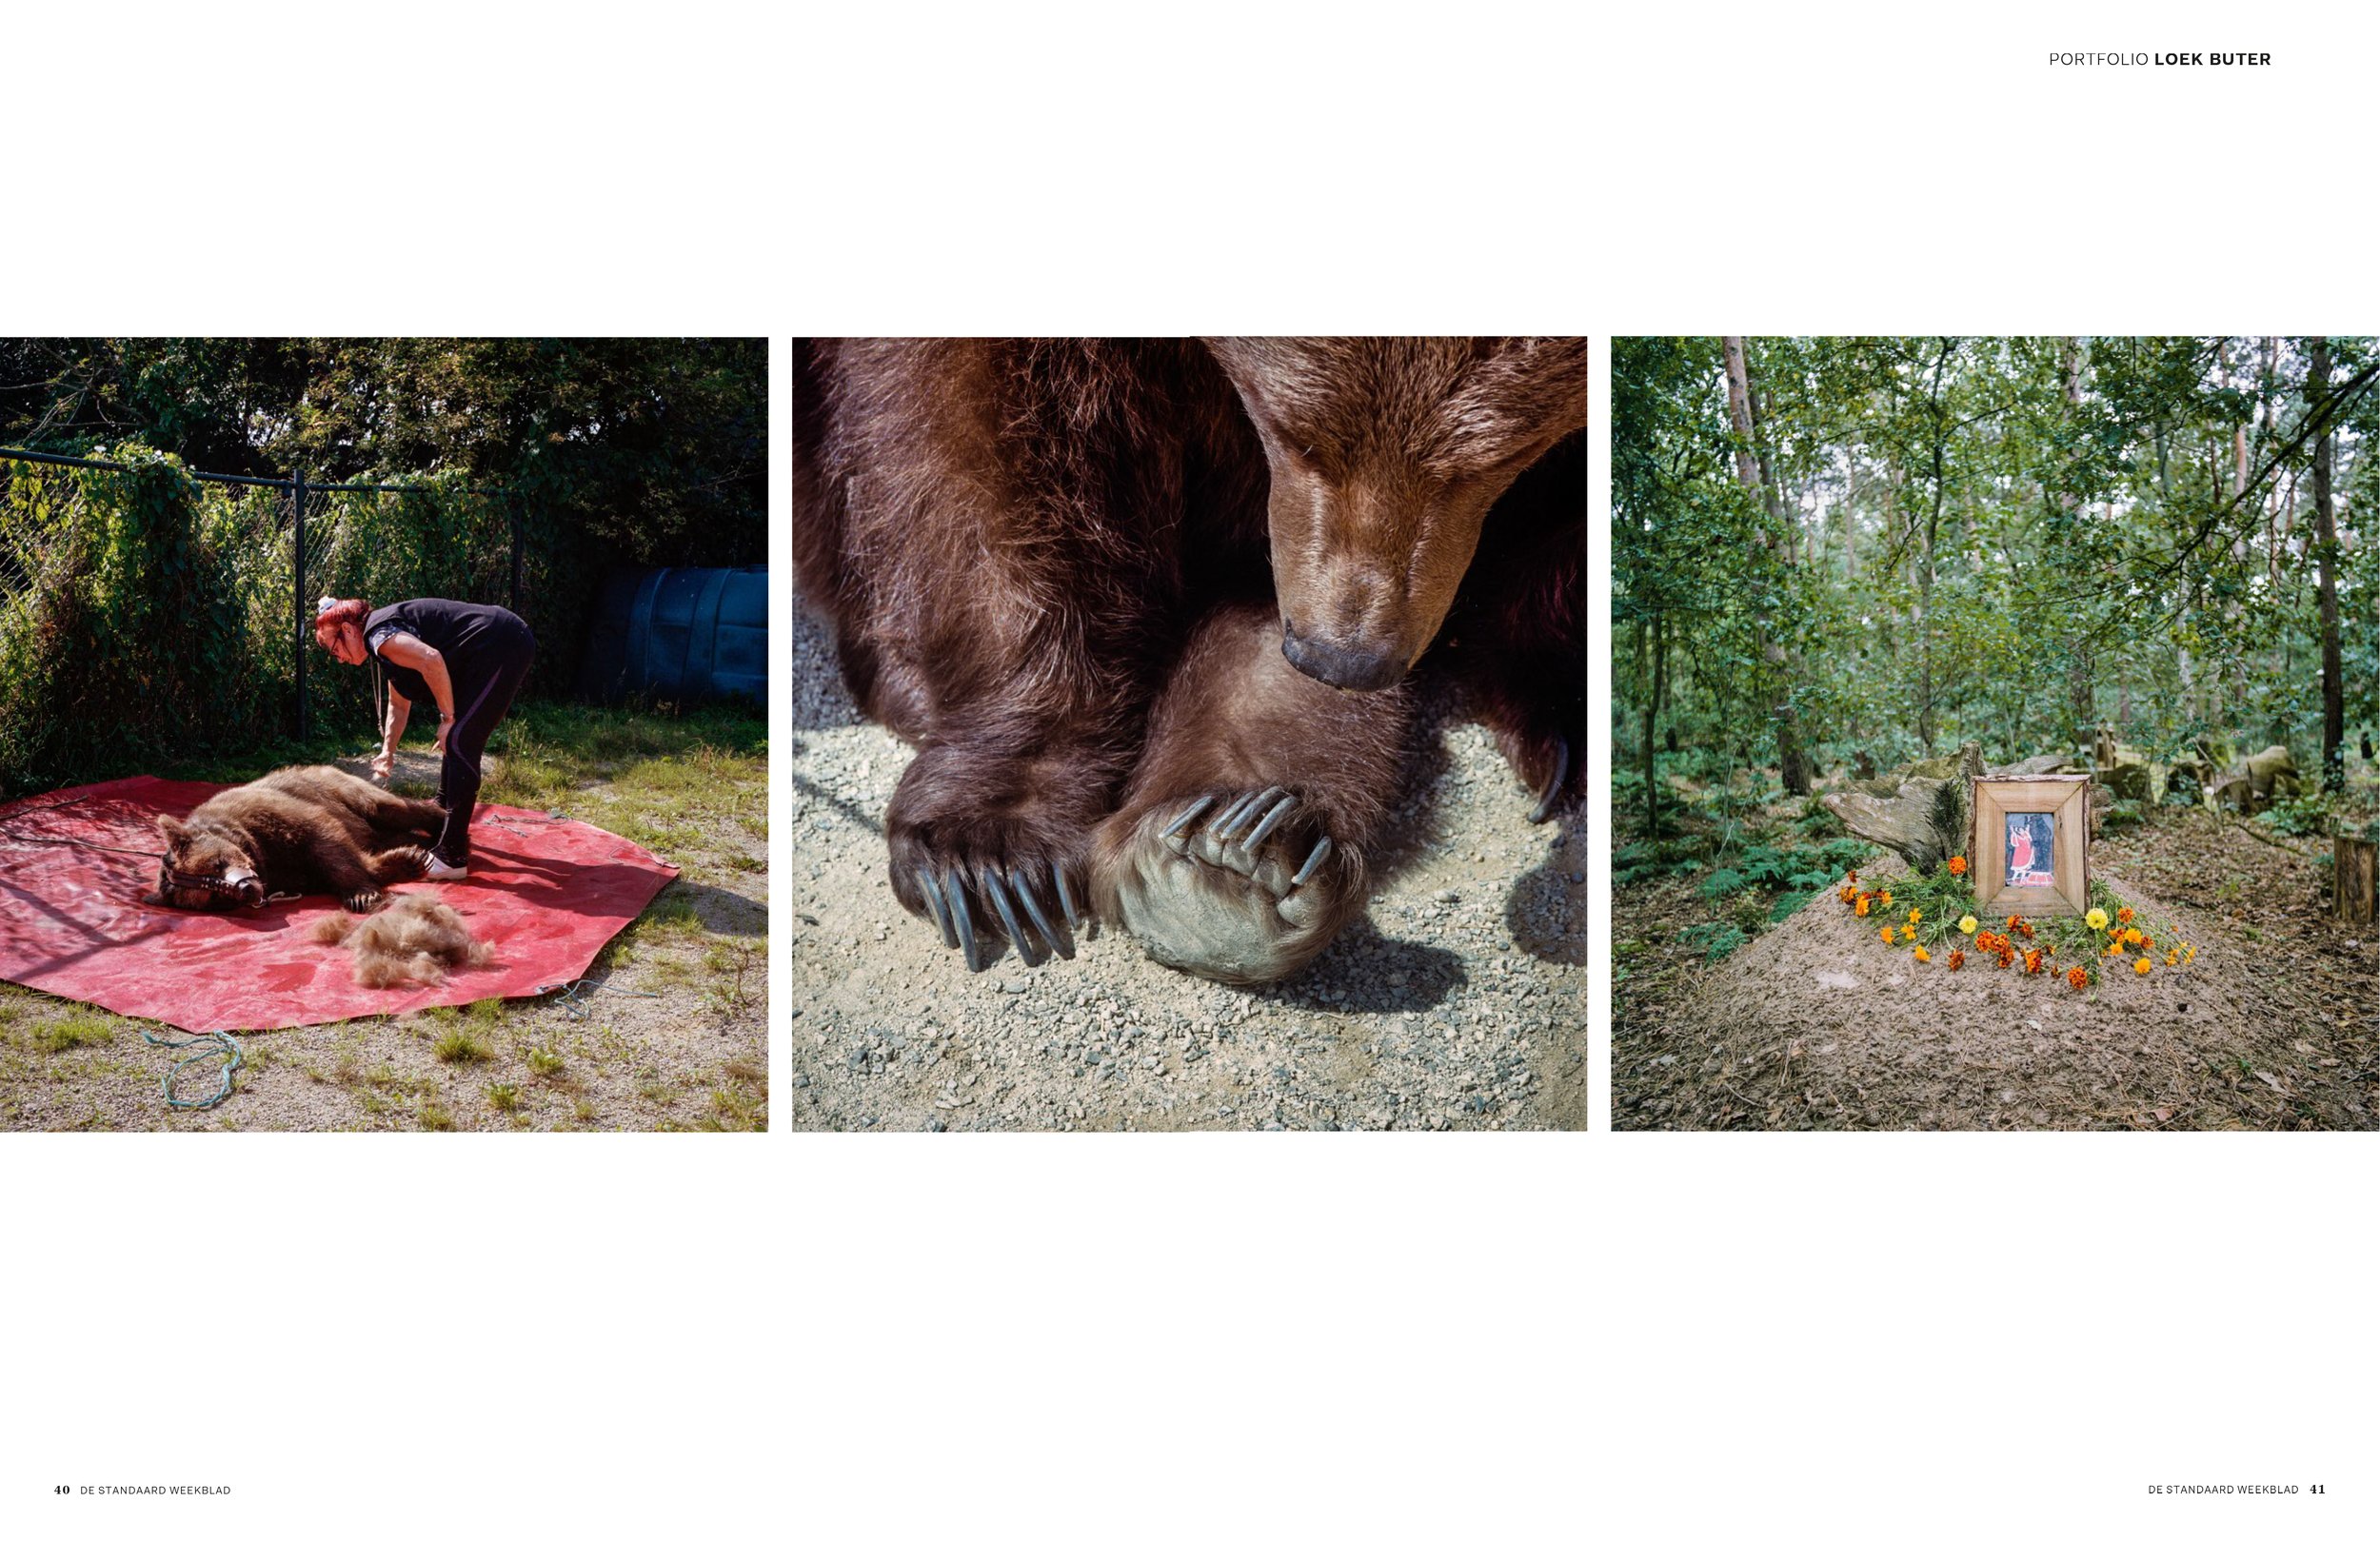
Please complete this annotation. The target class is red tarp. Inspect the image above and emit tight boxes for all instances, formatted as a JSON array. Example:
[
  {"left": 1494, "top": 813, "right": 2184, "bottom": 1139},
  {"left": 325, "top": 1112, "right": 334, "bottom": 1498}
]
[{"left": 0, "top": 776, "right": 680, "bottom": 1033}]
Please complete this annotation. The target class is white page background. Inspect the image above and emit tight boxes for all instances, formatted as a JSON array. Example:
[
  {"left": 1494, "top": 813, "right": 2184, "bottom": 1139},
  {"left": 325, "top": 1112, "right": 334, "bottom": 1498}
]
[{"left": 0, "top": 2, "right": 2372, "bottom": 1536}]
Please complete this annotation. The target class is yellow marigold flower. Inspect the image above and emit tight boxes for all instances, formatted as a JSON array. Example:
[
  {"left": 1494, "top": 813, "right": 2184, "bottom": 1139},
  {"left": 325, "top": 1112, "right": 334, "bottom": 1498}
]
[
  {"left": 2133, "top": 957, "right": 2151, "bottom": 976},
  {"left": 2167, "top": 951, "right": 2178, "bottom": 966},
  {"left": 1914, "top": 945, "right": 1930, "bottom": 963},
  {"left": 2085, "top": 908, "right": 2108, "bottom": 931},
  {"left": 1958, "top": 915, "right": 1977, "bottom": 935},
  {"left": 2122, "top": 927, "right": 2144, "bottom": 947},
  {"left": 1880, "top": 890, "right": 1893, "bottom": 905},
  {"left": 2107, "top": 942, "right": 2123, "bottom": 958},
  {"left": 1900, "top": 923, "right": 1915, "bottom": 941},
  {"left": 1908, "top": 908, "right": 1923, "bottom": 924}
]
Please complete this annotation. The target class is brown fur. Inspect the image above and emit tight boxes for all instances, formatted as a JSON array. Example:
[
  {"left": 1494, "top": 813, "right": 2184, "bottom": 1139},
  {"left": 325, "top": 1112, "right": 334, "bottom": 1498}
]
[
  {"left": 150, "top": 765, "right": 443, "bottom": 914},
  {"left": 311, "top": 895, "right": 495, "bottom": 988},
  {"left": 791, "top": 338, "right": 1585, "bottom": 982}
]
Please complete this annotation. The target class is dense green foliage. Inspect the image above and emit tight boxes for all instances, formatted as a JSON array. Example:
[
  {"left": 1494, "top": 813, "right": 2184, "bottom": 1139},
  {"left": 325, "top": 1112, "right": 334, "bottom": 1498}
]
[
  {"left": 0, "top": 339, "right": 765, "bottom": 566},
  {"left": 1614, "top": 337, "right": 2379, "bottom": 819},
  {"left": 0, "top": 340, "right": 763, "bottom": 793}
]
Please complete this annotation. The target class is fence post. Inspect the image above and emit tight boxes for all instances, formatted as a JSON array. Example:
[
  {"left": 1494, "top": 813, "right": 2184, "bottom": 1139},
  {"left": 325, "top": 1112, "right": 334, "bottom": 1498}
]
[{"left": 293, "top": 473, "right": 308, "bottom": 741}]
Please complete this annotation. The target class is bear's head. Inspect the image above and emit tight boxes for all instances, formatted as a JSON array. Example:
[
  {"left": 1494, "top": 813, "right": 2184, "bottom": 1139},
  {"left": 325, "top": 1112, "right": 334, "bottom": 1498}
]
[
  {"left": 1206, "top": 337, "right": 1587, "bottom": 692},
  {"left": 149, "top": 815, "right": 266, "bottom": 911}
]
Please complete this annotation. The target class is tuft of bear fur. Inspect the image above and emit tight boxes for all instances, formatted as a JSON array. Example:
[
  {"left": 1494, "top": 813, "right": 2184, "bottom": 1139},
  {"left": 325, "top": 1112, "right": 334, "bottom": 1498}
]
[
  {"left": 792, "top": 338, "right": 1585, "bottom": 984},
  {"left": 311, "top": 894, "right": 495, "bottom": 988},
  {"left": 150, "top": 765, "right": 444, "bottom": 915}
]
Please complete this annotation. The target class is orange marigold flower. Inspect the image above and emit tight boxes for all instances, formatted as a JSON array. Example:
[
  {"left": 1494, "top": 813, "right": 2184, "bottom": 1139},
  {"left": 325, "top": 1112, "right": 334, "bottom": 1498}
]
[
  {"left": 2023, "top": 949, "right": 2043, "bottom": 975},
  {"left": 1913, "top": 945, "right": 1930, "bottom": 963},
  {"left": 1880, "top": 890, "right": 1893, "bottom": 905},
  {"left": 2123, "top": 928, "right": 2144, "bottom": 947},
  {"left": 1948, "top": 855, "right": 1968, "bottom": 877},
  {"left": 1947, "top": 950, "right": 1966, "bottom": 971},
  {"left": 1855, "top": 896, "right": 1870, "bottom": 917},
  {"left": 1880, "top": 925, "right": 1895, "bottom": 945},
  {"left": 2133, "top": 957, "right": 2152, "bottom": 977},
  {"left": 1994, "top": 950, "right": 2012, "bottom": 969},
  {"left": 2065, "top": 966, "right": 2087, "bottom": 990},
  {"left": 2116, "top": 906, "right": 2133, "bottom": 923}
]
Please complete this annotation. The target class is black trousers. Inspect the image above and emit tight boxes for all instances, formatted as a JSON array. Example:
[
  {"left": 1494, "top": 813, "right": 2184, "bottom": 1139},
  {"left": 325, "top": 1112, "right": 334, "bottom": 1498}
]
[{"left": 434, "top": 619, "right": 536, "bottom": 863}]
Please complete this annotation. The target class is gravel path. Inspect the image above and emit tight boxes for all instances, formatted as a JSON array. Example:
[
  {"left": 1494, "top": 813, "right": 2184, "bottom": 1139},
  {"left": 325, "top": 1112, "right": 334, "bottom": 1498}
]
[{"left": 784, "top": 604, "right": 1586, "bottom": 1133}]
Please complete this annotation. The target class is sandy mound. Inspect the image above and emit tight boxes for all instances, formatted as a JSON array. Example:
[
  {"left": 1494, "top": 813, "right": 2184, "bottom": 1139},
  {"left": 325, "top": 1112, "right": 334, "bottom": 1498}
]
[{"left": 1671, "top": 857, "right": 2345, "bottom": 1130}]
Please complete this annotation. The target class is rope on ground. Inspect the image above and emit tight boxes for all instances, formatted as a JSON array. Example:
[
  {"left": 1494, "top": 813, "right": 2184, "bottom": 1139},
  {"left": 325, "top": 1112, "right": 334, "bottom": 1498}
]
[
  {"left": 482, "top": 809, "right": 574, "bottom": 833},
  {"left": 536, "top": 977, "right": 662, "bottom": 1021},
  {"left": 138, "top": 1028, "right": 245, "bottom": 1112}
]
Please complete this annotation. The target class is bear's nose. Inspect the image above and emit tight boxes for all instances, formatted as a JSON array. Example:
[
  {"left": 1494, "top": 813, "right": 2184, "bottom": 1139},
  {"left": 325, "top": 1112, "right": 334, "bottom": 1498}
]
[{"left": 1280, "top": 622, "right": 1408, "bottom": 692}]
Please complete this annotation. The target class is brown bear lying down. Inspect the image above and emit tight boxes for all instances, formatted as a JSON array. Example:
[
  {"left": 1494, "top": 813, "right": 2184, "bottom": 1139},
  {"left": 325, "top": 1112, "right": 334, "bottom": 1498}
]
[
  {"left": 312, "top": 895, "right": 495, "bottom": 988},
  {"left": 149, "top": 765, "right": 445, "bottom": 915},
  {"left": 792, "top": 337, "right": 1585, "bottom": 984}
]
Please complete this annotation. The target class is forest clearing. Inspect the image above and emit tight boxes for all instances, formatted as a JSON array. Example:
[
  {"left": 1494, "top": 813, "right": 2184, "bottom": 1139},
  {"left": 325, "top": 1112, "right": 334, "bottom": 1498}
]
[{"left": 1613, "top": 337, "right": 2377, "bottom": 1131}]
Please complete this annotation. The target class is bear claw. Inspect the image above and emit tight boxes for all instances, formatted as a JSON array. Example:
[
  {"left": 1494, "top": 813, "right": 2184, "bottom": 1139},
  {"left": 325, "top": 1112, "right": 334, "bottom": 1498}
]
[
  {"left": 914, "top": 860, "right": 1080, "bottom": 972},
  {"left": 1529, "top": 739, "right": 1572, "bottom": 824},
  {"left": 1104, "top": 789, "right": 1359, "bottom": 984}
]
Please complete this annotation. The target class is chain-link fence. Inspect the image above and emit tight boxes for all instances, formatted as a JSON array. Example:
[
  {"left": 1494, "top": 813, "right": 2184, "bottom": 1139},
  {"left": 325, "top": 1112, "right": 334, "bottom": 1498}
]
[{"left": 0, "top": 445, "right": 585, "bottom": 795}]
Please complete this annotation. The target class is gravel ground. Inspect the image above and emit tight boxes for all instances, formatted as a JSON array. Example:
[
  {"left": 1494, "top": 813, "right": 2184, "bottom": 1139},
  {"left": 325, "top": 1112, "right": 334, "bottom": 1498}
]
[{"left": 784, "top": 605, "right": 1587, "bottom": 1133}]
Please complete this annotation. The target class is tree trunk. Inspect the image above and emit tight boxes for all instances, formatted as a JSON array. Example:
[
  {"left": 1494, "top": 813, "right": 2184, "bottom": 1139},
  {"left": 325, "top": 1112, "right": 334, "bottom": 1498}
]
[
  {"left": 1724, "top": 337, "right": 1809, "bottom": 794},
  {"left": 2311, "top": 336, "right": 2344, "bottom": 793},
  {"left": 1636, "top": 613, "right": 1657, "bottom": 837}
]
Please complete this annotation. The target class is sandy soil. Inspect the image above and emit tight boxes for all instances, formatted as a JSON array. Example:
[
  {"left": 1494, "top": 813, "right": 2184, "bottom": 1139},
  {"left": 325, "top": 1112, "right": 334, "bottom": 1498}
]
[
  {"left": 784, "top": 605, "right": 1586, "bottom": 1133},
  {"left": 0, "top": 744, "right": 766, "bottom": 1133},
  {"left": 1614, "top": 812, "right": 2377, "bottom": 1132}
]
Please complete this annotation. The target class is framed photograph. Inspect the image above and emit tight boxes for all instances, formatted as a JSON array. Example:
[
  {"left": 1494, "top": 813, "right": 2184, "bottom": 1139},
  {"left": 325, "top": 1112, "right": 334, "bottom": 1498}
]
[{"left": 1970, "top": 774, "right": 2090, "bottom": 918}]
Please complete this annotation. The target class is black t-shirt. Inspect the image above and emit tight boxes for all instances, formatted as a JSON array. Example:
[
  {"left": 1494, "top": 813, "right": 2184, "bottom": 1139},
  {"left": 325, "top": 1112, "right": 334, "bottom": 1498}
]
[{"left": 365, "top": 599, "right": 526, "bottom": 708}]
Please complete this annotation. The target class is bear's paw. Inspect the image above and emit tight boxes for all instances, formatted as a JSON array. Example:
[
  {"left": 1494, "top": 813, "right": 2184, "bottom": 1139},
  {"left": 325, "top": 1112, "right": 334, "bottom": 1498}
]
[{"left": 1094, "top": 786, "right": 1367, "bottom": 985}]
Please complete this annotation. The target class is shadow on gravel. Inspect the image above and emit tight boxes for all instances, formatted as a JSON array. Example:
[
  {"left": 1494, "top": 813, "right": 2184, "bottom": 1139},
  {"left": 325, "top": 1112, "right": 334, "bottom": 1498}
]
[
  {"left": 677, "top": 880, "right": 767, "bottom": 938},
  {"left": 1509, "top": 810, "right": 1585, "bottom": 966},
  {"left": 1262, "top": 919, "right": 1467, "bottom": 1014},
  {"left": 788, "top": 769, "right": 887, "bottom": 838}
]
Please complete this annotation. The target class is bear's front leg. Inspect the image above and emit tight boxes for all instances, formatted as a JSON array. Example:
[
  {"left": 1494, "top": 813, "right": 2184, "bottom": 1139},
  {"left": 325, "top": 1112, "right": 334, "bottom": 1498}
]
[
  {"left": 885, "top": 726, "right": 1135, "bottom": 971},
  {"left": 1088, "top": 603, "right": 1410, "bottom": 984},
  {"left": 319, "top": 842, "right": 431, "bottom": 913}
]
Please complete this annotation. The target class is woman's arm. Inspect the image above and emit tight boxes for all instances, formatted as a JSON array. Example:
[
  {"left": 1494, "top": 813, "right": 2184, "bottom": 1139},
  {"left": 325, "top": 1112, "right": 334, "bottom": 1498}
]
[
  {"left": 371, "top": 694, "right": 413, "bottom": 780},
  {"left": 374, "top": 633, "right": 457, "bottom": 744}
]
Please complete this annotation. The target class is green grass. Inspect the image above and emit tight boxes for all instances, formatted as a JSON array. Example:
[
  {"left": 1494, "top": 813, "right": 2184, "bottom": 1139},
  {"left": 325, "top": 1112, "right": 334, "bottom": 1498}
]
[
  {"left": 700, "top": 1086, "right": 764, "bottom": 1132},
  {"left": 487, "top": 1083, "right": 521, "bottom": 1113},
  {"left": 526, "top": 1046, "right": 566, "bottom": 1077},
  {"left": 635, "top": 893, "right": 704, "bottom": 938},
  {"left": 484, "top": 701, "right": 765, "bottom": 815},
  {"left": 433, "top": 1024, "right": 492, "bottom": 1065},
  {"left": 32, "top": 1012, "right": 114, "bottom": 1054}
]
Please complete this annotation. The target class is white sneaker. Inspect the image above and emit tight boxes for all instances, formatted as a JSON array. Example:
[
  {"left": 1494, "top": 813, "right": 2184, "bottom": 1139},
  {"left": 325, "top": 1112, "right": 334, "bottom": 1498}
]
[{"left": 424, "top": 854, "right": 467, "bottom": 881}]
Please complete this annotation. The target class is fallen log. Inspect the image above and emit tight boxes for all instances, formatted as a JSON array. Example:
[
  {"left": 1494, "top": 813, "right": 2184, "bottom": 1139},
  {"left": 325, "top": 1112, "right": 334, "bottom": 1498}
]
[{"left": 1820, "top": 741, "right": 1985, "bottom": 871}]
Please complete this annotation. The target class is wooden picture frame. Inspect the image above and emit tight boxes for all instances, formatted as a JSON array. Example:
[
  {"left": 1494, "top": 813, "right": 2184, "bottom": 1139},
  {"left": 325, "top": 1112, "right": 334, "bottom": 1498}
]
[{"left": 1970, "top": 775, "right": 2090, "bottom": 919}]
